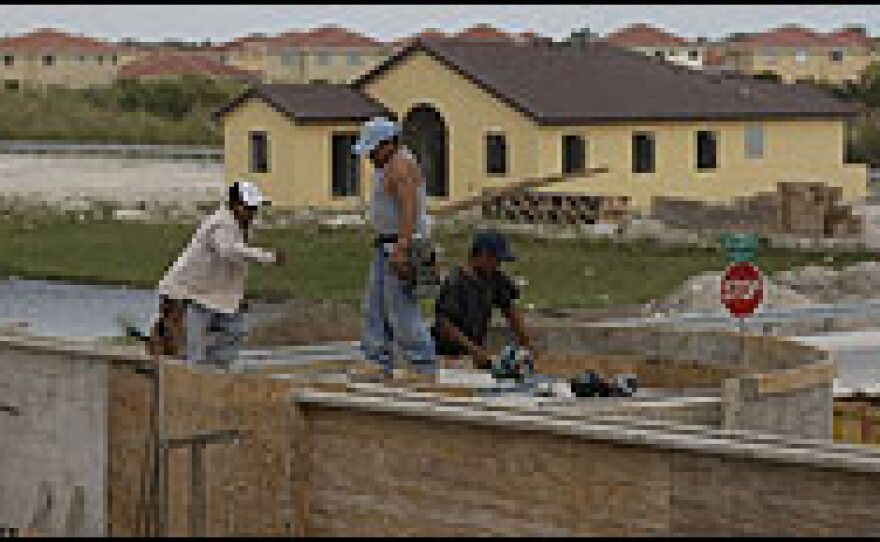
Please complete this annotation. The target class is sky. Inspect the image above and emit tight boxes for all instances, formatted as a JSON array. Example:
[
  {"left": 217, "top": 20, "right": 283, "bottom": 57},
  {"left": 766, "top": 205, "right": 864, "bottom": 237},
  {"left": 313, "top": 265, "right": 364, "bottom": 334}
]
[{"left": 0, "top": 4, "right": 877, "bottom": 43}]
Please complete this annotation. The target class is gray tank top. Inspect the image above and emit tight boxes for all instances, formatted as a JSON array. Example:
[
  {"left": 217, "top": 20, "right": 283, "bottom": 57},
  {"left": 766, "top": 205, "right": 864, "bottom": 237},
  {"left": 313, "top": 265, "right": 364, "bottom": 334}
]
[{"left": 370, "top": 147, "right": 429, "bottom": 238}]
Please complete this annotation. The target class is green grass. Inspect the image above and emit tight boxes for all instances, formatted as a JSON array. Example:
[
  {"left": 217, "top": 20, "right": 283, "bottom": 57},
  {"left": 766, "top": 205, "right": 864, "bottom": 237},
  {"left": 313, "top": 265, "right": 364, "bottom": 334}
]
[
  {"left": 1, "top": 216, "right": 878, "bottom": 309},
  {"left": 0, "top": 87, "right": 223, "bottom": 145}
]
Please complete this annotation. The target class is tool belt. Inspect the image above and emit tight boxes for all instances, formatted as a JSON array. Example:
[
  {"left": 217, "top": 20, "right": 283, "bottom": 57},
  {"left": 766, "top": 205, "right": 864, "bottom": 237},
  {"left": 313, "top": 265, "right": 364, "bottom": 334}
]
[{"left": 374, "top": 234, "right": 440, "bottom": 299}]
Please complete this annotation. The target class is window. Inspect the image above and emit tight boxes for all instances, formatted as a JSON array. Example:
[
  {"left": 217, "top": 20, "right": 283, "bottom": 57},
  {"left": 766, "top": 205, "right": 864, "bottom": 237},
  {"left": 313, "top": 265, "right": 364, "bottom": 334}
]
[
  {"left": 78, "top": 55, "right": 86, "bottom": 63},
  {"left": 3, "top": 55, "right": 13, "bottom": 67},
  {"left": 347, "top": 52, "right": 361, "bottom": 66},
  {"left": 42, "top": 55, "right": 55, "bottom": 66},
  {"left": 111, "top": 55, "right": 117, "bottom": 65},
  {"left": 745, "top": 124, "right": 764, "bottom": 159},
  {"left": 688, "top": 50, "right": 699, "bottom": 61},
  {"left": 795, "top": 49, "right": 808, "bottom": 64},
  {"left": 310, "top": 78, "right": 329, "bottom": 84},
  {"left": 654, "top": 50, "right": 664, "bottom": 58},
  {"left": 3, "top": 79, "right": 19, "bottom": 91},
  {"left": 830, "top": 50, "right": 844, "bottom": 62},
  {"left": 249, "top": 131, "right": 270, "bottom": 174},
  {"left": 331, "top": 133, "right": 360, "bottom": 197},
  {"left": 96, "top": 55, "right": 104, "bottom": 65},
  {"left": 632, "top": 132, "right": 655, "bottom": 173},
  {"left": 562, "top": 134, "right": 586, "bottom": 174},
  {"left": 316, "top": 52, "right": 332, "bottom": 65},
  {"left": 485, "top": 133, "right": 507, "bottom": 175},
  {"left": 281, "top": 52, "right": 299, "bottom": 66},
  {"left": 696, "top": 130, "right": 718, "bottom": 170}
]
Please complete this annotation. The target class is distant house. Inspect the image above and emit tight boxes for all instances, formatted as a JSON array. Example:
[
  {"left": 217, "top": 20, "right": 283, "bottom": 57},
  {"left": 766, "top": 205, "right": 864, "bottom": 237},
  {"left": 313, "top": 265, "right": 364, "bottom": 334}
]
[
  {"left": 117, "top": 53, "right": 261, "bottom": 83},
  {"left": 0, "top": 28, "right": 122, "bottom": 90},
  {"left": 210, "top": 26, "right": 394, "bottom": 85},
  {"left": 215, "top": 39, "right": 867, "bottom": 211},
  {"left": 722, "top": 25, "right": 877, "bottom": 84},
  {"left": 602, "top": 23, "right": 706, "bottom": 69}
]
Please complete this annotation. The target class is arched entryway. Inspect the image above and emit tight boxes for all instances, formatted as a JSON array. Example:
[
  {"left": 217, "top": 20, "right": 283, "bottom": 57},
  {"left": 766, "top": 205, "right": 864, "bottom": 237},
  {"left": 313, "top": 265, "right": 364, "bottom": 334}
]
[{"left": 401, "top": 104, "right": 449, "bottom": 198}]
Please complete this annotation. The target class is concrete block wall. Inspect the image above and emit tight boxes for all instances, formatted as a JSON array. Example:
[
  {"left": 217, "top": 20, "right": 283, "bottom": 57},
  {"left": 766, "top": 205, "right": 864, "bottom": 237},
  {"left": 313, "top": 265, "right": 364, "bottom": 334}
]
[{"left": 0, "top": 345, "right": 109, "bottom": 536}]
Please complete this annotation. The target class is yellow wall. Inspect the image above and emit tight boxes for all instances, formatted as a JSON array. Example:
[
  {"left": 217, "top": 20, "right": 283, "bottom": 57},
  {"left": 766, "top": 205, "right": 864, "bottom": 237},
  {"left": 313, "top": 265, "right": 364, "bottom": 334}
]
[
  {"left": 0, "top": 52, "right": 120, "bottom": 88},
  {"left": 532, "top": 120, "right": 866, "bottom": 208},
  {"left": 223, "top": 98, "right": 369, "bottom": 209},
  {"left": 726, "top": 45, "right": 874, "bottom": 83},
  {"left": 225, "top": 45, "right": 391, "bottom": 84}
]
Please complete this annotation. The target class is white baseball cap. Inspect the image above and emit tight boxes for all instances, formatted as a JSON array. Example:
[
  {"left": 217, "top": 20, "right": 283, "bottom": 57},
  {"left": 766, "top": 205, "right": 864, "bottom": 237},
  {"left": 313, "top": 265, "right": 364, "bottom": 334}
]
[
  {"left": 353, "top": 117, "right": 401, "bottom": 157},
  {"left": 233, "top": 180, "right": 270, "bottom": 208}
]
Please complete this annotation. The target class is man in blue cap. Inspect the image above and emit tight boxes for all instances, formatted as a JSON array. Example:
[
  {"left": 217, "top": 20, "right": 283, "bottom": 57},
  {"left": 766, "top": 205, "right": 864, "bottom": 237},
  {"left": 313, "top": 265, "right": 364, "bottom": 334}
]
[
  {"left": 432, "top": 230, "right": 533, "bottom": 370},
  {"left": 353, "top": 117, "right": 436, "bottom": 376}
]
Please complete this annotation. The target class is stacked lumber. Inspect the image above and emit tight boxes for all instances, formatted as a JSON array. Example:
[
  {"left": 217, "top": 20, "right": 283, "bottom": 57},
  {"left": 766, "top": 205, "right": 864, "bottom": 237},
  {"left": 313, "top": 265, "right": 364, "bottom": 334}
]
[{"left": 482, "top": 191, "right": 631, "bottom": 225}]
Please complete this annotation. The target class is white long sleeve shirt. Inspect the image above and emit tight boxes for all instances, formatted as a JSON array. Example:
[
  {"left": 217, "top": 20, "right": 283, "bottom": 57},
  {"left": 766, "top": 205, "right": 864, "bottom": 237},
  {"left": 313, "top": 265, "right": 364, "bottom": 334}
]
[{"left": 158, "top": 207, "right": 275, "bottom": 314}]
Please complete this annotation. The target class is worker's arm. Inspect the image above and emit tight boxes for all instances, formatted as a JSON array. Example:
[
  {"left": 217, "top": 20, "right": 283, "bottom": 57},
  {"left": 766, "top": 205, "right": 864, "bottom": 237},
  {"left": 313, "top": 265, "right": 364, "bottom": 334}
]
[
  {"left": 387, "top": 157, "right": 420, "bottom": 278},
  {"left": 437, "top": 317, "right": 492, "bottom": 369},
  {"left": 209, "top": 225, "right": 276, "bottom": 264},
  {"left": 503, "top": 306, "right": 532, "bottom": 352}
]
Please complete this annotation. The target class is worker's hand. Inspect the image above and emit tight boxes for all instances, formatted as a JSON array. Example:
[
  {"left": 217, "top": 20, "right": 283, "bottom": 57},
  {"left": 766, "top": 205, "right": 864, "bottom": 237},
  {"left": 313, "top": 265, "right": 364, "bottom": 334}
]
[
  {"left": 471, "top": 347, "right": 492, "bottom": 371},
  {"left": 389, "top": 244, "right": 412, "bottom": 281}
]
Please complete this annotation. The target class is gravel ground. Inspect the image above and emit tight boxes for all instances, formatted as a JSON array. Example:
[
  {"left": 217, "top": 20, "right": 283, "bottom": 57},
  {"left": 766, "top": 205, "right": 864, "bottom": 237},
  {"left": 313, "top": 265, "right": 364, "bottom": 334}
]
[{"left": 0, "top": 154, "right": 224, "bottom": 205}]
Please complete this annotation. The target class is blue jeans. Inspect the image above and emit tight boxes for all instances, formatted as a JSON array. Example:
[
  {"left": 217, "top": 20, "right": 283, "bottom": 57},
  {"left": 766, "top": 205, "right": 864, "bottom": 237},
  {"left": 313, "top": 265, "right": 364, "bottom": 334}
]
[
  {"left": 361, "top": 244, "right": 436, "bottom": 375},
  {"left": 183, "top": 301, "right": 245, "bottom": 369}
]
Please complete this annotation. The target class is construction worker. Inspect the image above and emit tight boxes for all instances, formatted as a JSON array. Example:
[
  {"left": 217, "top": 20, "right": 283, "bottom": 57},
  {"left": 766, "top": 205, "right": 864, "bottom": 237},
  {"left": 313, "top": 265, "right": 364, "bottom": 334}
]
[
  {"left": 156, "top": 180, "right": 284, "bottom": 369},
  {"left": 432, "top": 231, "right": 533, "bottom": 371},
  {"left": 353, "top": 117, "right": 436, "bottom": 376}
]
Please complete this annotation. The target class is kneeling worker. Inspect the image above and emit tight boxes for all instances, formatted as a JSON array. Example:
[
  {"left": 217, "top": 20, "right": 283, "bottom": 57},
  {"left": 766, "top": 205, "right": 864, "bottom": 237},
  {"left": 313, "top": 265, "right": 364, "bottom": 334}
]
[
  {"left": 156, "top": 180, "right": 283, "bottom": 368},
  {"left": 432, "top": 231, "right": 533, "bottom": 371}
]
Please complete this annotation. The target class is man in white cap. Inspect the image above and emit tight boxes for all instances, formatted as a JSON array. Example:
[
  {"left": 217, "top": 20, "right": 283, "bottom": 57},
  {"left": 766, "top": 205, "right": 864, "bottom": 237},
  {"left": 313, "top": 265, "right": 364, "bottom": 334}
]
[
  {"left": 155, "top": 180, "right": 284, "bottom": 369},
  {"left": 353, "top": 117, "right": 436, "bottom": 376}
]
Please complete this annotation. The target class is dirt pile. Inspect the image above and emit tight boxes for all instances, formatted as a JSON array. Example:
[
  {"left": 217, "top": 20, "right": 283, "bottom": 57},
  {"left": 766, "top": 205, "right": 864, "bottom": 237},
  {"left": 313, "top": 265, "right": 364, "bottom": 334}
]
[{"left": 773, "top": 261, "right": 880, "bottom": 304}]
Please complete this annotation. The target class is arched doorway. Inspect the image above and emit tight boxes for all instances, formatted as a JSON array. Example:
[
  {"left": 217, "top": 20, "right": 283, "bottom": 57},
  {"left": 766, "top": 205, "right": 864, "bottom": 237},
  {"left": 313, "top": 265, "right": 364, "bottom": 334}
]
[{"left": 402, "top": 104, "right": 448, "bottom": 198}]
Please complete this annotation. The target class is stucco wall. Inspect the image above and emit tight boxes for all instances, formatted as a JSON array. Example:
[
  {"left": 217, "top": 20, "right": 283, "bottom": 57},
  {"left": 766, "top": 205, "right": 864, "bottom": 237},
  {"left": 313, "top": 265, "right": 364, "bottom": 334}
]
[
  {"left": 222, "top": 98, "right": 368, "bottom": 209},
  {"left": 730, "top": 46, "right": 874, "bottom": 83}
]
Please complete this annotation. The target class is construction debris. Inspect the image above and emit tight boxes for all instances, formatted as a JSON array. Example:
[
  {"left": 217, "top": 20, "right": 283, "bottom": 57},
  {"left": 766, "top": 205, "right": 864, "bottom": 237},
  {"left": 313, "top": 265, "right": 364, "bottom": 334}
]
[{"left": 652, "top": 181, "right": 864, "bottom": 238}]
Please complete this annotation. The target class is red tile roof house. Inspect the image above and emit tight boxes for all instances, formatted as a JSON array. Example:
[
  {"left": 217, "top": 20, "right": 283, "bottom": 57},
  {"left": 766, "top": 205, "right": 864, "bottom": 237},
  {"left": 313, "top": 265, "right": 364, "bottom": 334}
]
[
  {"left": 0, "top": 28, "right": 122, "bottom": 89},
  {"left": 601, "top": 23, "right": 707, "bottom": 69},
  {"left": 722, "top": 25, "right": 877, "bottom": 83},
  {"left": 117, "top": 53, "right": 262, "bottom": 83}
]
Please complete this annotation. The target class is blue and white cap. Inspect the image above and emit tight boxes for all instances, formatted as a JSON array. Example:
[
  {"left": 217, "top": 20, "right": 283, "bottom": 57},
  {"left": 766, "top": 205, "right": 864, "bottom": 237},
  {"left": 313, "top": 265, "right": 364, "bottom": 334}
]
[{"left": 353, "top": 117, "right": 400, "bottom": 157}]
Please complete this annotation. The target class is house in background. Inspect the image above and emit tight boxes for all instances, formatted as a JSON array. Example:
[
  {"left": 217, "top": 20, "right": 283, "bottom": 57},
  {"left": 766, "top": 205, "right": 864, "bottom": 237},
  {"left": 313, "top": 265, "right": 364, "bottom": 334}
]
[
  {"left": 117, "top": 52, "right": 261, "bottom": 83},
  {"left": 721, "top": 25, "right": 878, "bottom": 84},
  {"left": 0, "top": 28, "right": 123, "bottom": 90},
  {"left": 602, "top": 23, "right": 706, "bottom": 69},
  {"left": 216, "top": 38, "right": 866, "bottom": 211},
  {"left": 210, "top": 26, "right": 393, "bottom": 85}
]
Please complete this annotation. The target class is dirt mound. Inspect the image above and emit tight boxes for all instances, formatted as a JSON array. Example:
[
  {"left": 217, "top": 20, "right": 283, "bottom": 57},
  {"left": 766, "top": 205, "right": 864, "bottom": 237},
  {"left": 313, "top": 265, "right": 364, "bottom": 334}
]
[
  {"left": 647, "top": 271, "right": 814, "bottom": 316},
  {"left": 773, "top": 261, "right": 880, "bottom": 303}
]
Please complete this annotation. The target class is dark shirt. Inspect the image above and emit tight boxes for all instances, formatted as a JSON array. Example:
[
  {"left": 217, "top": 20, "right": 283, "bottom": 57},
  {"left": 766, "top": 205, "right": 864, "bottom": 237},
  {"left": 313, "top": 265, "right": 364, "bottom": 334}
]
[{"left": 431, "top": 265, "right": 519, "bottom": 357}]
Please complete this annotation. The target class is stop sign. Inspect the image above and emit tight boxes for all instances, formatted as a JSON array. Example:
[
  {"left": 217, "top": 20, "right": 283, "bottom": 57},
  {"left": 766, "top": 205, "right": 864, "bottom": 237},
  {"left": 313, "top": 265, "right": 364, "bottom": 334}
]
[{"left": 721, "top": 262, "right": 764, "bottom": 317}]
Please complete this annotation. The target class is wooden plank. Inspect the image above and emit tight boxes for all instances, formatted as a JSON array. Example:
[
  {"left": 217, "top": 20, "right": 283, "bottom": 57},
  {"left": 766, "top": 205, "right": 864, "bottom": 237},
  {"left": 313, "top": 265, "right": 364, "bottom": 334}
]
[{"left": 755, "top": 361, "right": 837, "bottom": 396}]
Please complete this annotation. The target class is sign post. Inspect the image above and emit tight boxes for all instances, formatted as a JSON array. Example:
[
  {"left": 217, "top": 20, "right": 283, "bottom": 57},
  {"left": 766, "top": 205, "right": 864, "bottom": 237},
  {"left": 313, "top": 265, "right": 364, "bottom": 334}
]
[{"left": 719, "top": 232, "right": 763, "bottom": 364}]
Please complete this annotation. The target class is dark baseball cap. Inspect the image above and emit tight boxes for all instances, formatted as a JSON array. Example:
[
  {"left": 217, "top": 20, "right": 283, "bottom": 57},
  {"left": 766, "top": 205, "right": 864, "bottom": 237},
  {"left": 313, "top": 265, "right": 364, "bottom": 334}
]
[{"left": 471, "top": 231, "right": 516, "bottom": 262}]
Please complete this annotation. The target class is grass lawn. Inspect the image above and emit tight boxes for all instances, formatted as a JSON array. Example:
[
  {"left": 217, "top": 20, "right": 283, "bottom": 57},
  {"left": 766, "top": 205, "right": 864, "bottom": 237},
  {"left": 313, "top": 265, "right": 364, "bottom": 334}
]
[{"left": 0, "top": 216, "right": 878, "bottom": 309}]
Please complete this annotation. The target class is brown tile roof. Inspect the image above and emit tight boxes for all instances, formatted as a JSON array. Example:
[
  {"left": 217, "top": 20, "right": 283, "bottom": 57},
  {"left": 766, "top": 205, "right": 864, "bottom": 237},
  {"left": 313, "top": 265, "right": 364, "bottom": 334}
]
[
  {"left": 213, "top": 82, "right": 391, "bottom": 123},
  {"left": 604, "top": 23, "right": 690, "bottom": 47},
  {"left": 355, "top": 39, "right": 860, "bottom": 124},
  {"left": 732, "top": 25, "right": 873, "bottom": 48},
  {"left": 118, "top": 53, "right": 261, "bottom": 80},
  {"left": 0, "top": 28, "right": 117, "bottom": 53},
  {"left": 269, "top": 25, "right": 383, "bottom": 48}
]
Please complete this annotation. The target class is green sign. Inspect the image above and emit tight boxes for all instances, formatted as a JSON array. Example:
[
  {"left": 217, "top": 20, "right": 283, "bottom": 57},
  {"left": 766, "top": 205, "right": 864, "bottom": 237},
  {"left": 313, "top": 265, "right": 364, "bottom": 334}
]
[{"left": 720, "top": 232, "right": 759, "bottom": 264}]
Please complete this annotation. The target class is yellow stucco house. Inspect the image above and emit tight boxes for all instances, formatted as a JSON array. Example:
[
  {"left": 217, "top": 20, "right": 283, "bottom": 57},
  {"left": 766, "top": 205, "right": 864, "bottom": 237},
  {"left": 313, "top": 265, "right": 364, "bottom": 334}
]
[
  {"left": 0, "top": 28, "right": 123, "bottom": 90},
  {"left": 216, "top": 38, "right": 868, "bottom": 212},
  {"left": 723, "top": 26, "right": 878, "bottom": 84}
]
